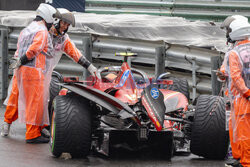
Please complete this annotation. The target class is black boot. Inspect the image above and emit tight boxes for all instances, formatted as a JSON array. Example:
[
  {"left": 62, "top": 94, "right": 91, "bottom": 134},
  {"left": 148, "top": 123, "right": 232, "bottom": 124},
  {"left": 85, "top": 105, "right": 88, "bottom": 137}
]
[
  {"left": 41, "top": 128, "right": 50, "bottom": 138},
  {"left": 26, "top": 136, "right": 49, "bottom": 144},
  {"left": 233, "top": 163, "right": 243, "bottom": 167}
]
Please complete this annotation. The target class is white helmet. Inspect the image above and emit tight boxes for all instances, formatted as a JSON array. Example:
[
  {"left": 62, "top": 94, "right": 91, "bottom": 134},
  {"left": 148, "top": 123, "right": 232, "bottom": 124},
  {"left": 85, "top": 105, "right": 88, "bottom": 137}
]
[
  {"left": 220, "top": 15, "right": 248, "bottom": 29},
  {"left": 229, "top": 18, "right": 250, "bottom": 41},
  {"left": 221, "top": 15, "right": 250, "bottom": 42},
  {"left": 36, "top": 3, "right": 57, "bottom": 24}
]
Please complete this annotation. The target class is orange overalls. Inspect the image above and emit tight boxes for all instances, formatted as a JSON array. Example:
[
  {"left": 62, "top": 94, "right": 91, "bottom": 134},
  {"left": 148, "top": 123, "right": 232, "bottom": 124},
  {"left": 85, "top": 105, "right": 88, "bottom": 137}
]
[
  {"left": 51, "top": 33, "right": 83, "bottom": 65},
  {"left": 4, "top": 74, "right": 19, "bottom": 124},
  {"left": 227, "top": 39, "right": 250, "bottom": 167},
  {"left": 220, "top": 52, "right": 241, "bottom": 160},
  {"left": 4, "top": 28, "right": 86, "bottom": 140},
  {"left": 4, "top": 21, "right": 52, "bottom": 140}
]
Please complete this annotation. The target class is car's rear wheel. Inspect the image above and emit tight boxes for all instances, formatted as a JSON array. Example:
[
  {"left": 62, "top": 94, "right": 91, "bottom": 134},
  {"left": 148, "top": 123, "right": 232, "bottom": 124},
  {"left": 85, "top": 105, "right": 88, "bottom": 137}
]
[
  {"left": 190, "top": 95, "right": 229, "bottom": 159},
  {"left": 165, "top": 77, "right": 190, "bottom": 100},
  {"left": 50, "top": 92, "right": 92, "bottom": 158}
]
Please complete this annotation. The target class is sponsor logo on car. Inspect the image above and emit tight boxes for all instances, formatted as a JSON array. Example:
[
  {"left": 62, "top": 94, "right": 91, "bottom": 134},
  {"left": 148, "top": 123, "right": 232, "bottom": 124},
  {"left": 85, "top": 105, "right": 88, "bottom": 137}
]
[{"left": 151, "top": 87, "right": 159, "bottom": 99}]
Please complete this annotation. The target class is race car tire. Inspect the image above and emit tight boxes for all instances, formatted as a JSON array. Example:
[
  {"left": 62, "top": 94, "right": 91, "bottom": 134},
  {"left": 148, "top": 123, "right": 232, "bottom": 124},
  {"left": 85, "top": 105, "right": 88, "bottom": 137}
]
[
  {"left": 48, "top": 71, "right": 63, "bottom": 114},
  {"left": 50, "top": 92, "right": 92, "bottom": 158},
  {"left": 190, "top": 95, "right": 229, "bottom": 159},
  {"left": 165, "top": 77, "right": 190, "bottom": 100}
]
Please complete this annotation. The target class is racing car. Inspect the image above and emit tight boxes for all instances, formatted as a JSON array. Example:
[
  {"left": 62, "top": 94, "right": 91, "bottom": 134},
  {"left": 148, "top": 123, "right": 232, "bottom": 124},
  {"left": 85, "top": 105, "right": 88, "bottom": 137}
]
[{"left": 49, "top": 53, "right": 229, "bottom": 160}]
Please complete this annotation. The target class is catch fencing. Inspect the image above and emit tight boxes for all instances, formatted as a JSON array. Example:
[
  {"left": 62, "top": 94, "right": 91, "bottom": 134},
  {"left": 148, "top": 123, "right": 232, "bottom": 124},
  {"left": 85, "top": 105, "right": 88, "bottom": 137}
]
[{"left": 85, "top": 0, "right": 250, "bottom": 21}]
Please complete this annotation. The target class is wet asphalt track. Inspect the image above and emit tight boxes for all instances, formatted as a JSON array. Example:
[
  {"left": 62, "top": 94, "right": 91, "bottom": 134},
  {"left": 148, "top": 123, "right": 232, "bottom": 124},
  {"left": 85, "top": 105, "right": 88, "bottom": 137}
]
[{"left": 0, "top": 105, "right": 226, "bottom": 167}]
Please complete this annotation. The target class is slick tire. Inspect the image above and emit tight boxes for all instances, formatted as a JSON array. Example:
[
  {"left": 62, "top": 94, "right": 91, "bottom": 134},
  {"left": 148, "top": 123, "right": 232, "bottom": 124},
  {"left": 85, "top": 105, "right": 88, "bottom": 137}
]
[
  {"left": 165, "top": 77, "right": 190, "bottom": 100},
  {"left": 190, "top": 95, "right": 229, "bottom": 159},
  {"left": 50, "top": 92, "right": 92, "bottom": 158},
  {"left": 48, "top": 71, "right": 63, "bottom": 115}
]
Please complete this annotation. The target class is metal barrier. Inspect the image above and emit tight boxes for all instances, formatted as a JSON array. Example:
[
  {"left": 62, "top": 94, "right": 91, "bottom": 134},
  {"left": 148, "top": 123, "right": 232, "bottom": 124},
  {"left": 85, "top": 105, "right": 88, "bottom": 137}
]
[
  {"left": 85, "top": 35, "right": 223, "bottom": 97},
  {"left": 85, "top": 0, "right": 250, "bottom": 21},
  {"left": 0, "top": 26, "right": 223, "bottom": 101},
  {"left": 0, "top": 27, "right": 8, "bottom": 101}
]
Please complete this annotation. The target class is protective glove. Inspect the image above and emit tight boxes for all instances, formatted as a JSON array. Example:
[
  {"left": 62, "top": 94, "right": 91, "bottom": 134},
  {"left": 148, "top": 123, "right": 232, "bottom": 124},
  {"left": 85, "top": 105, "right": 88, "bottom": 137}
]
[
  {"left": 9, "top": 55, "right": 30, "bottom": 69},
  {"left": 87, "top": 64, "right": 101, "bottom": 79},
  {"left": 214, "top": 69, "right": 227, "bottom": 82},
  {"left": 9, "top": 57, "right": 22, "bottom": 69},
  {"left": 217, "top": 72, "right": 226, "bottom": 82}
]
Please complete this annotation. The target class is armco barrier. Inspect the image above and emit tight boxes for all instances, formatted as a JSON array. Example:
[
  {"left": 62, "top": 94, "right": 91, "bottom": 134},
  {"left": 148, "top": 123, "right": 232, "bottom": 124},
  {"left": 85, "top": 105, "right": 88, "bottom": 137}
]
[{"left": 0, "top": 27, "right": 223, "bottom": 101}]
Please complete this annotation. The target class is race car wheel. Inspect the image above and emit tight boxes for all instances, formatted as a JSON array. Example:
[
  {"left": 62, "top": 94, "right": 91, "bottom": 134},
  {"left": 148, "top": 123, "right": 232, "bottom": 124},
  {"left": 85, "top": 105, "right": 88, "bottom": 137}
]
[
  {"left": 190, "top": 95, "right": 229, "bottom": 159},
  {"left": 165, "top": 77, "right": 190, "bottom": 100},
  {"left": 48, "top": 71, "right": 63, "bottom": 114},
  {"left": 50, "top": 92, "right": 92, "bottom": 158}
]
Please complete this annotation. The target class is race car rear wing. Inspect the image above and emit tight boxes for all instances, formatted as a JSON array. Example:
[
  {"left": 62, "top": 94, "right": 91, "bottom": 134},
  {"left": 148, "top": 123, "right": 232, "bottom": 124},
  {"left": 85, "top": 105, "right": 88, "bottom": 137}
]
[{"left": 58, "top": 82, "right": 137, "bottom": 119}]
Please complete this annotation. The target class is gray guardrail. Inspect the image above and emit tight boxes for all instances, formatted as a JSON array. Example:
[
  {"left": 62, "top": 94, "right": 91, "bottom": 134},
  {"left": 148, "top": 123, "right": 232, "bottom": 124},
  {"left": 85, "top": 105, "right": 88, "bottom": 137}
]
[
  {"left": 0, "top": 27, "right": 8, "bottom": 101},
  {"left": 85, "top": 0, "right": 250, "bottom": 21},
  {"left": 0, "top": 26, "right": 223, "bottom": 102}
]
